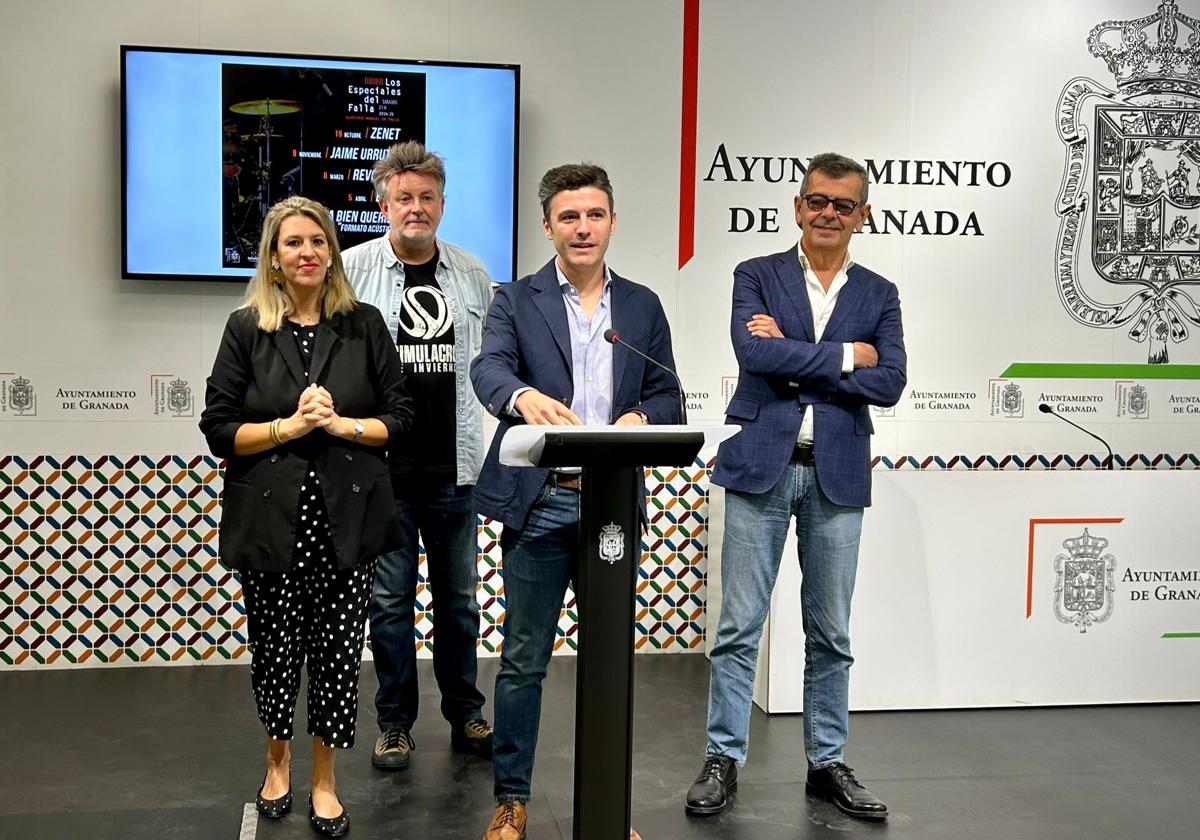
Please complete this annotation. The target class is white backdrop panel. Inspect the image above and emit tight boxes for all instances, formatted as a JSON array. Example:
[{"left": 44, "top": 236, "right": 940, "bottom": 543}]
[{"left": 752, "top": 471, "right": 1200, "bottom": 711}]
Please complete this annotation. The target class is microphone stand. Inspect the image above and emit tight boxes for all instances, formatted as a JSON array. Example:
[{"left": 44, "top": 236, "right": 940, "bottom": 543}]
[
  {"left": 1038, "top": 403, "right": 1114, "bottom": 470},
  {"left": 604, "top": 329, "right": 688, "bottom": 425}
]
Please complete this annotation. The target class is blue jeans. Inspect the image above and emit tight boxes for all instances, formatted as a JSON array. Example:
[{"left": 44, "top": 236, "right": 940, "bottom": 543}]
[
  {"left": 492, "top": 484, "right": 579, "bottom": 802},
  {"left": 369, "top": 480, "right": 486, "bottom": 731},
  {"left": 706, "top": 462, "right": 863, "bottom": 768}
]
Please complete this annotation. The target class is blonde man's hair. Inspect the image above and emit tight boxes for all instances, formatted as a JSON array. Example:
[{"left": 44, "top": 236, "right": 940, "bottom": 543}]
[
  {"left": 239, "top": 196, "right": 356, "bottom": 332},
  {"left": 372, "top": 141, "right": 446, "bottom": 202}
]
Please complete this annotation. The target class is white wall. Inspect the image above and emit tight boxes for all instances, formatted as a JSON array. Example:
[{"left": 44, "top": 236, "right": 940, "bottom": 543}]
[
  {"left": 5, "top": 1, "right": 1198, "bottom": 458},
  {"left": 0, "top": 0, "right": 684, "bottom": 455}
]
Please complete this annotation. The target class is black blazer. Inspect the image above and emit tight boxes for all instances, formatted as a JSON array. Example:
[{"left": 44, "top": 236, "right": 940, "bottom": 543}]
[{"left": 200, "top": 303, "right": 413, "bottom": 572}]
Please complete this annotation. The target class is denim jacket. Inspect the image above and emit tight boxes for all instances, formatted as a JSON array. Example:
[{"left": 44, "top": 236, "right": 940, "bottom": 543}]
[{"left": 343, "top": 235, "right": 494, "bottom": 485}]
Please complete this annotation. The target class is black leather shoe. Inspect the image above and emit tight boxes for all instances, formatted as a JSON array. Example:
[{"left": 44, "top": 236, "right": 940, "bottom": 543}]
[
  {"left": 308, "top": 794, "right": 350, "bottom": 837},
  {"left": 684, "top": 755, "right": 738, "bottom": 816},
  {"left": 255, "top": 779, "right": 292, "bottom": 819},
  {"left": 806, "top": 763, "right": 888, "bottom": 820}
]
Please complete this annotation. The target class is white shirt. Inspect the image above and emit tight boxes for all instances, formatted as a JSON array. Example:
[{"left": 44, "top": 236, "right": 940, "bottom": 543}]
[{"left": 796, "top": 247, "right": 856, "bottom": 444}]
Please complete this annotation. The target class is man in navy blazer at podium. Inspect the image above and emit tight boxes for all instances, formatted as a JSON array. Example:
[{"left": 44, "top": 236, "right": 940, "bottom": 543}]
[
  {"left": 471, "top": 163, "right": 680, "bottom": 840},
  {"left": 685, "top": 153, "right": 906, "bottom": 821}
]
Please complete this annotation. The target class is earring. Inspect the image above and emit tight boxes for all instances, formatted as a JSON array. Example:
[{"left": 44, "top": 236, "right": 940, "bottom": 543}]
[{"left": 270, "top": 263, "right": 283, "bottom": 286}]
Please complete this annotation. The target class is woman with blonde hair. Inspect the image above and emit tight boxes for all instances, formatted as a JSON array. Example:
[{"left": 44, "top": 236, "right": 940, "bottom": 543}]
[{"left": 201, "top": 196, "right": 412, "bottom": 837}]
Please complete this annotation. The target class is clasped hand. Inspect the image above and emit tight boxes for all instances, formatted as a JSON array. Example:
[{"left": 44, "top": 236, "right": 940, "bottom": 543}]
[{"left": 286, "top": 385, "right": 351, "bottom": 439}]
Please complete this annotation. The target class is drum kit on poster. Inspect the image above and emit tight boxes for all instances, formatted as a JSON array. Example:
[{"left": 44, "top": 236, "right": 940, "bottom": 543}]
[{"left": 223, "top": 98, "right": 305, "bottom": 265}]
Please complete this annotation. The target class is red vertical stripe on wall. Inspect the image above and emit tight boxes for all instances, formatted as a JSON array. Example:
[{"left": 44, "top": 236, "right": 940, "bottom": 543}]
[{"left": 678, "top": 0, "right": 700, "bottom": 270}]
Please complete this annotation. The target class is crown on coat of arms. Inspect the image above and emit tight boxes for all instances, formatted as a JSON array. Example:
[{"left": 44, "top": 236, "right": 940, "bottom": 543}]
[
  {"left": 1088, "top": 1, "right": 1200, "bottom": 96},
  {"left": 1063, "top": 529, "right": 1109, "bottom": 559}
]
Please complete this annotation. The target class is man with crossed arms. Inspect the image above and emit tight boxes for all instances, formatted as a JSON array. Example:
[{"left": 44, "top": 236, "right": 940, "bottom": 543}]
[{"left": 685, "top": 152, "right": 906, "bottom": 821}]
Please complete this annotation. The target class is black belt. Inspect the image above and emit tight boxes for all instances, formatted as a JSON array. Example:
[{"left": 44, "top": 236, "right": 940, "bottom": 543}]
[
  {"left": 546, "top": 472, "right": 581, "bottom": 491},
  {"left": 791, "top": 443, "right": 815, "bottom": 466}
]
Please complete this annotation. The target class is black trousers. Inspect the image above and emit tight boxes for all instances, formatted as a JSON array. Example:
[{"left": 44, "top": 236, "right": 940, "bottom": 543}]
[{"left": 239, "top": 472, "right": 375, "bottom": 749}]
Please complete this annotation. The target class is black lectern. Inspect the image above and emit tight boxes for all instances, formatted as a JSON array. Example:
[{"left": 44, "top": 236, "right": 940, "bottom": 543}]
[{"left": 500, "top": 425, "right": 737, "bottom": 840}]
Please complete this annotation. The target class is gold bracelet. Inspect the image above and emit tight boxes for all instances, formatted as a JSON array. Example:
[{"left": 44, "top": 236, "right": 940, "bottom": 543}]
[{"left": 270, "top": 418, "right": 283, "bottom": 446}]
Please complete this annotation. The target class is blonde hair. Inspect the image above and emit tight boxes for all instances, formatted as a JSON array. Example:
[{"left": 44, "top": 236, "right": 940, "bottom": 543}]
[{"left": 239, "top": 196, "right": 356, "bottom": 332}]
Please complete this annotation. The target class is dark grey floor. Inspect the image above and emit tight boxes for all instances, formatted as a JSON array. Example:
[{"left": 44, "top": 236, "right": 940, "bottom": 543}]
[{"left": 1, "top": 654, "right": 1197, "bottom": 840}]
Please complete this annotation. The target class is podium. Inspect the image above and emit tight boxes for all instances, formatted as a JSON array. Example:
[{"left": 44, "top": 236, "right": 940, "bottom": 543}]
[{"left": 500, "top": 424, "right": 738, "bottom": 840}]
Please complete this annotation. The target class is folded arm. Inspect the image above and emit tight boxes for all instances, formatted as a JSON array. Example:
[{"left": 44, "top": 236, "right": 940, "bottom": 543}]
[
  {"left": 730, "top": 264, "right": 842, "bottom": 392},
  {"left": 835, "top": 283, "right": 907, "bottom": 407}
]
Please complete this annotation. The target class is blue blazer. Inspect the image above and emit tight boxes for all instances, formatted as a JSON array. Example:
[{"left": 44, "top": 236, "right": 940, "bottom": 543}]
[
  {"left": 471, "top": 259, "right": 681, "bottom": 529},
  {"left": 712, "top": 246, "right": 906, "bottom": 507}
]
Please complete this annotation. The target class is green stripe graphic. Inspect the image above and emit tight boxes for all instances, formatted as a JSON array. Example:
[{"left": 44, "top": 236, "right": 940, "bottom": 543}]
[
  {"left": 999, "top": 363, "right": 1200, "bottom": 380},
  {"left": 1161, "top": 633, "right": 1200, "bottom": 639}
]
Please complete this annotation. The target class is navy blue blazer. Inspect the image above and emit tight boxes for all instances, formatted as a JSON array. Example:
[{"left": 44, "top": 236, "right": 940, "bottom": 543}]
[
  {"left": 711, "top": 246, "right": 906, "bottom": 507},
  {"left": 470, "top": 259, "right": 681, "bottom": 530}
]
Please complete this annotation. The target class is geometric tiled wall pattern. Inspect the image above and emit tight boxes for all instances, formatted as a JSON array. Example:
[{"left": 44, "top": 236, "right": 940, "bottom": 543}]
[
  {"left": 2, "top": 453, "right": 1193, "bottom": 668},
  {"left": 0, "top": 455, "right": 711, "bottom": 668}
]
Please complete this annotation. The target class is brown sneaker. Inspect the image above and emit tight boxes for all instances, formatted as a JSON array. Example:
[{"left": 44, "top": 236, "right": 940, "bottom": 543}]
[
  {"left": 452, "top": 718, "right": 494, "bottom": 758},
  {"left": 371, "top": 729, "right": 415, "bottom": 771},
  {"left": 482, "top": 802, "right": 527, "bottom": 840}
]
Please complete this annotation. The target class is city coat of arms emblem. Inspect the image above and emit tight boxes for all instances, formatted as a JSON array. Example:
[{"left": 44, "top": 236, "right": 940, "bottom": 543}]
[
  {"left": 1128, "top": 383, "right": 1149, "bottom": 415},
  {"left": 167, "top": 377, "right": 193, "bottom": 416},
  {"left": 9, "top": 375, "right": 35, "bottom": 415},
  {"left": 1053, "top": 529, "right": 1116, "bottom": 633},
  {"left": 1001, "top": 382, "right": 1023, "bottom": 416},
  {"left": 599, "top": 523, "right": 625, "bottom": 565},
  {"left": 1055, "top": 1, "right": 1200, "bottom": 363}
]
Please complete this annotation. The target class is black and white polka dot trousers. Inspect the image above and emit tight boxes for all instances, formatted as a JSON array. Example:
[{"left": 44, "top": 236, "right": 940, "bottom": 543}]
[{"left": 239, "top": 470, "right": 376, "bottom": 749}]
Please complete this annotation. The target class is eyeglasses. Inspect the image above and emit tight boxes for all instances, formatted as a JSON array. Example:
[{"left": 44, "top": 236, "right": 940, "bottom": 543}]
[{"left": 801, "top": 193, "right": 862, "bottom": 216}]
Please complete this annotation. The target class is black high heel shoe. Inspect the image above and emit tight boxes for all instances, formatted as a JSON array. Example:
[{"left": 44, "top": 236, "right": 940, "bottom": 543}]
[
  {"left": 308, "top": 793, "right": 350, "bottom": 837},
  {"left": 255, "top": 778, "right": 293, "bottom": 819}
]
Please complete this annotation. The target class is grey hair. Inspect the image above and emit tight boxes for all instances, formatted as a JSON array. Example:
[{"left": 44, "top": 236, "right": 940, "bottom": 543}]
[
  {"left": 372, "top": 141, "right": 446, "bottom": 202},
  {"left": 800, "top": 152, "right": 869, "bottom": 203}
]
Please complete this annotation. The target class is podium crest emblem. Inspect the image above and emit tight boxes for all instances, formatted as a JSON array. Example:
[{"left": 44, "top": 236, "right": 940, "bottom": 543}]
[
  {"left": 1053, "top": 529, "right": 1116, "bottom": 633},
  {"left": 599, "top": 523, "right": 624, "bottom": 565},
  {"left": 1055, "top": 1, "right": 1200, "bottom": 363}
]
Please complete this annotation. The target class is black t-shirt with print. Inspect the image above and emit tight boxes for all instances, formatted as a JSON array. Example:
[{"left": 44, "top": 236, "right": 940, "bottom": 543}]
[{"left": 391, "top": 250, "right": 456, "bottom": 486}]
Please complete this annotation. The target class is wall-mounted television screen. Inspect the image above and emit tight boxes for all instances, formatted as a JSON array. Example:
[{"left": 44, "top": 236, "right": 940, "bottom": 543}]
[{"left": 121, "top": 45, "right": 519, "bottom": 282}]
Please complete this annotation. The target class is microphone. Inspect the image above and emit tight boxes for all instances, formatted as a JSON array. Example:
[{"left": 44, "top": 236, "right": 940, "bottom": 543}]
[
  {"left": 603, "top": 328, "right": 687, "bottom": 424},
  {"left": 1038, "top": 403, "right": 1114, "bottom": 470}
]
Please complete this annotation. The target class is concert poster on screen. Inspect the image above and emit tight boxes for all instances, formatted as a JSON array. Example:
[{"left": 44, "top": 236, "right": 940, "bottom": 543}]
[{"left": 219, "top": 63, "right": 426, "bottom": 267}]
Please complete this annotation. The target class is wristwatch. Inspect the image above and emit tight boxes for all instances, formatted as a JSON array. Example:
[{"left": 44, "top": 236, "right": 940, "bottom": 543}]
[{"left": 352, "top": 419, "right": 364, "bottom": 444}]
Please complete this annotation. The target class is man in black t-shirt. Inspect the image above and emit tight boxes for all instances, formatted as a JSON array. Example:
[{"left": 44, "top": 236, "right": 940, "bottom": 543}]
[
  {"left": 343, "top": 142, "right": 495, "bottom": 772},
  {"left": 391, "top": 254, "right": 458, "bottom": 486}
]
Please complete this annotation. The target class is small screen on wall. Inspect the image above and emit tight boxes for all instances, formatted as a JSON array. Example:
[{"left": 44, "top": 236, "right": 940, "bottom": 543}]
[{"left": 121, "top": 45, "right": 519, "bottom": 283}]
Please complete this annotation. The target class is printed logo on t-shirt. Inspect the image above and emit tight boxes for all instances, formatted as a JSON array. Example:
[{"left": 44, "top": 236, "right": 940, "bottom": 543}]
[
  {"left": 397, "top": 284, "right": 455, "bottom": 373},
  {"left": 399, "top": 286, "right": 453, "bottom": 340}
]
